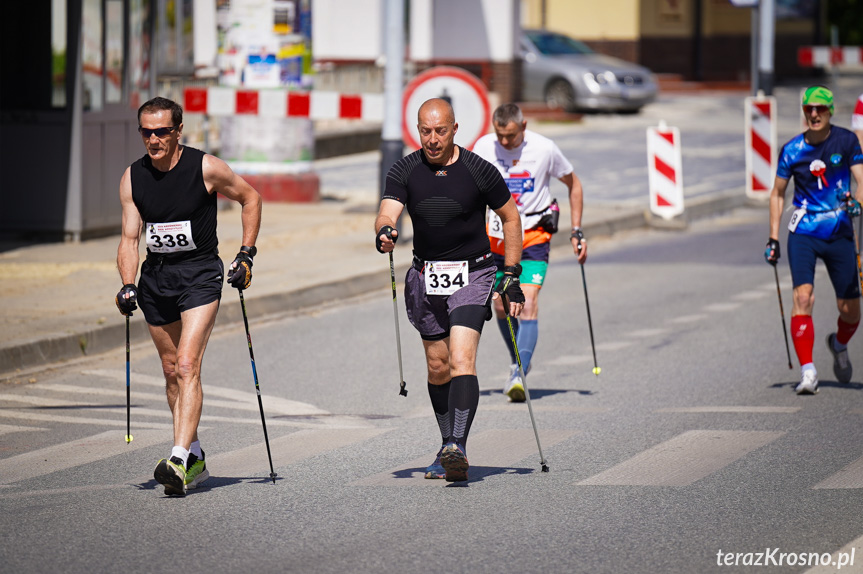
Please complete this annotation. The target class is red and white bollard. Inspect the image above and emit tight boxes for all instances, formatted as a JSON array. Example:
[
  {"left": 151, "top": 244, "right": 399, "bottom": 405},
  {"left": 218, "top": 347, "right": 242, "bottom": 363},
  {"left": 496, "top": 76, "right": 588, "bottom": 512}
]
[
  {"left": 744, "top": 92, "right": 777, "bottom": 200},
  {"left": 646, "top": 120, "right": 684, "bottom": 220}
]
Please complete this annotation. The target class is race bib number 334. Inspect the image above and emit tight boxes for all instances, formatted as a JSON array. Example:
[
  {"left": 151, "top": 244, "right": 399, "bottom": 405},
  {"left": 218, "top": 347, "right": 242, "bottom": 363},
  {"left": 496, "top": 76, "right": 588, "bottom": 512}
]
[
  {"left": 146, "top": 221, "right": 197, "bottom": 253},
  {"left": 425, "top": 261, "right": 469, "bottom": 296}
]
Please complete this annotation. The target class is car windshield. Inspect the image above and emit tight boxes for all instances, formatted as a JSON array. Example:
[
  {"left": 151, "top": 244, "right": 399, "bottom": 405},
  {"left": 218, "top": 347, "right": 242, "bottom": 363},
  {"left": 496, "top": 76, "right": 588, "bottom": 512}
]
[{"left": 525, "top": 31, "right": 594, "bottom": 56}]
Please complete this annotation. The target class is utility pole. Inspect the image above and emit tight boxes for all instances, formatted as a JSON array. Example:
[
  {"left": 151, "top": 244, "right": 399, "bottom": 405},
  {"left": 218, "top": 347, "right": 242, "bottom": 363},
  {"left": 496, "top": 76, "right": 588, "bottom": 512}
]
[
  {"left": 380, "top": 0, "right": 405, "bottom": 198},
  {"left": 758, "top": 0, "right": 775, "bottom": 95}
]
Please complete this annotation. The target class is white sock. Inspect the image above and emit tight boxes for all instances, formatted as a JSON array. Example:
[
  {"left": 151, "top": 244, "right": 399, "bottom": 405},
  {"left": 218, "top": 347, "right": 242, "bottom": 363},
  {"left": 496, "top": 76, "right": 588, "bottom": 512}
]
[
  {"left": 801, "top": 363, "right": 816, "bottom": 375},
  {"left": 190, "top": 440, "right": 202, "bottom": 458},
  {"left": 171, "top": 446, "right": 190, "bottom": 468}
]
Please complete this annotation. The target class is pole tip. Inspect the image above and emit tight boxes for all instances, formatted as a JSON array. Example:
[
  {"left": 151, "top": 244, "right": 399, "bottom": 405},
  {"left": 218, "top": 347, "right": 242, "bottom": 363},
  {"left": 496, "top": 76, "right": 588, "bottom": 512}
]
[
  {"left": 541, "top": 464, "right": 550, "bottom": 473},
  {"left": 592, "top": 367, "right": 601, "bottom": 376},
  {"left": 270, "top": 472, "right": 277, "bottom": 484},
  {"left": 124, "top": 434, "right": 133, "bottom": 443}
]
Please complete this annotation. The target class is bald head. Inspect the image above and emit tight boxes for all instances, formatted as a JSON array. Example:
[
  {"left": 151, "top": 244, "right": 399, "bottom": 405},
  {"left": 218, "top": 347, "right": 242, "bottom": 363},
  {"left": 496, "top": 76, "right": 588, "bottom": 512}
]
[
  {"left": 416, "top": 98, "right": 459, "bottom": 165},
  {"left": 418, "top": 98, "right": 455, "bottom": 125}
]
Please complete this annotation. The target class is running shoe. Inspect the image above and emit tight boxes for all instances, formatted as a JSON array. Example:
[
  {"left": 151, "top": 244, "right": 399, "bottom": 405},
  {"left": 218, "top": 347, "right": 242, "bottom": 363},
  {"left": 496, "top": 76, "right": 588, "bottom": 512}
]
[
  {"left": 185, "top": 450, "right": 210, "bottom": 489},
  {"left": 826, "top": 333, "right": 853, "bottom": 384},
  {"left": 505, "top": 369, "right": 526, "bottom": 403},
  {"left": 795, "top": 369, "right": 819, "bottom": 395},
  {"left": 440, "top": 442, "right": 469, "bottom": 482},
  {"left": 154, "top": 456, "right": 187, "bottom": 496},
  {"left": 424, "top": 446, "right": 446, "bottom": 479}
]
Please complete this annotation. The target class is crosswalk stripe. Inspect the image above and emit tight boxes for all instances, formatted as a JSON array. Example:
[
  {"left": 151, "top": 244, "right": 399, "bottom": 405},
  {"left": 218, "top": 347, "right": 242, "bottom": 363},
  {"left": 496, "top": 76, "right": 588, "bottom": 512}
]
[
  {"left": 0, "top": 409, "right": 175, "bottom": 429},
  {"left": 812, "top": 456, "right": 863, "bottom": 489},
  {"left": 670, "top": 314, "right": 708, "bottom": 324},
  {"left": 30, "top": 383, "right": 318, "bottom": 418},
  {"left": 0, "top": 423, "right": 49, "bottom": 436},
  {"left": 84, "top": 369, "right": 328, "bottom": 416},
  {"left": 705, "top": 302, "right": 743, "bottom": 312},
  {"left": 0, "top": 429, "right": 167, "bottom": 485},
  {"left": 0, "top": 394, "right": 306, "bottom": 427},
  {"left": 482, "top": 405, "right": 609, "bottom": 413},
  {"left": 351, "top": 428, "right": 578, "bottom": 486},
  {"left": 656, "top": 406, "right": 800, "bottom": 414},
  {"left": 547, "top": 355, "right": 593, "bottom": 366},
  {"left": 578, "top": 430, "right": 784, "bottom": 486},
  {"left": 208, "top": 427, "right": 391, "bottom": 478}
]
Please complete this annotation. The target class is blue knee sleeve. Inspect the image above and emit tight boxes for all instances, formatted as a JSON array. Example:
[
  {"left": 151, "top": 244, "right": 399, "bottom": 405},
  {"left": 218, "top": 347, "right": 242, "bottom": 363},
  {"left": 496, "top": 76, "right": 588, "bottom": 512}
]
[{"left": 516, "top": 319, "right": 539, "bottom": 372}]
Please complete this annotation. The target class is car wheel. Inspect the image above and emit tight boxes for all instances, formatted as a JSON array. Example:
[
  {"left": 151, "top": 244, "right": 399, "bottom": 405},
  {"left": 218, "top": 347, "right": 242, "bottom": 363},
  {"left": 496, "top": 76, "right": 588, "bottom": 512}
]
[{"left": 544, "top": 79, "right": 576, "bottom": 111}]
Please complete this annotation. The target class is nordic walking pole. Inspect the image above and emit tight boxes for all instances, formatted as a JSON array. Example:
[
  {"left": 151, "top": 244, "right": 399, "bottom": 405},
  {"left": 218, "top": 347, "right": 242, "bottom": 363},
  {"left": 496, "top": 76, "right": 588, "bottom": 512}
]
[
  {"left": 504, "top": 306, "right": 549, "bottom": 473},
  {"left": 389, "top": 251, "right": 408, "bottom": 397},
  {"left": 238, "top": 289, "right": 277, "bottom": 484},
  {"left": 579, "top": 262, "right": 601, "bottom": 376},
  {"left": 125, "top": 315, "right": 133, "bottom": 444},
  {"left": 772, "top": 265, "right": 794, "bottom": 370}
]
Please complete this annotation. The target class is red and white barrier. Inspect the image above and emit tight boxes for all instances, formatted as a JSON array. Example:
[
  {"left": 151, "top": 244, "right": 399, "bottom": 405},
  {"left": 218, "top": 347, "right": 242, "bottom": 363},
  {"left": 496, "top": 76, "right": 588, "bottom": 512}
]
[
  {"left": 183, "top": 87, "right": 384, "bottom": 122},
  {"left": 798, "top": 46, "right": 863, "bottom": 67},
  {"left": 646, "top": 121, "right": 684, "bottom": 220},
  {"left": 744, "top": 95, "right": 777, "bottom": 199}
]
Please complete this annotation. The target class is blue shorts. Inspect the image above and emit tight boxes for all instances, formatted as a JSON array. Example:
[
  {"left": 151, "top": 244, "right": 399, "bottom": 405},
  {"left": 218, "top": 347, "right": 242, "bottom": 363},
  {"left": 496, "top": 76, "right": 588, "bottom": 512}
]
[{"left": 787, "top": 232, "right": 861, "bottom": 299}]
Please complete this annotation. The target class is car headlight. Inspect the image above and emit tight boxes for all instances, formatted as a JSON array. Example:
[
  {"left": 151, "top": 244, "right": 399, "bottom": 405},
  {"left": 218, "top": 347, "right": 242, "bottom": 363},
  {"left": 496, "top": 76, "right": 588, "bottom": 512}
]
[{"left": 583, "top": 71, "right": 617, "bottom": 92}]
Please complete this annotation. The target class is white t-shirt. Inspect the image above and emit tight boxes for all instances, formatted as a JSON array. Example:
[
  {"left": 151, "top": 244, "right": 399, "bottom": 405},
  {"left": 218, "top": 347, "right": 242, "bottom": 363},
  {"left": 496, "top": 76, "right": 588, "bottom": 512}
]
[
  {"left": 852, "top": 93, "right": 863, "bottom": 131},
  {"left": 473, "top": 129, "right": 573, "bottom": 230}
]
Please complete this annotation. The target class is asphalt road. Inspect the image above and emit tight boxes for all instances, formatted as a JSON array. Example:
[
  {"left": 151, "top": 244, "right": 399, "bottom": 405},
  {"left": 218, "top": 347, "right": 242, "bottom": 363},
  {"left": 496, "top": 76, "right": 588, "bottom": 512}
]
[{"left": 2, "top": 206, "right": 862, "bottom": 574}]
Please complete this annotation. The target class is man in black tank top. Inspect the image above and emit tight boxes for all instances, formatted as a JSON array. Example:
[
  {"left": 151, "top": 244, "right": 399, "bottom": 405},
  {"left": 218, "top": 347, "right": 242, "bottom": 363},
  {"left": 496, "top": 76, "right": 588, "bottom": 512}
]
[
  {"left": 374, "top": 98, "right": 525, "bottom": 482},
  {"left": 115, "top": 97, "right": 262, "bottom": 495}
]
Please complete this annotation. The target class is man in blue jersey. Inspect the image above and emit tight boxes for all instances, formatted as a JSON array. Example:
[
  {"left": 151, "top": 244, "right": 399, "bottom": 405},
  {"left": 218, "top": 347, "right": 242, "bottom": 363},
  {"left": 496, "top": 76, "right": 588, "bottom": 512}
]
[{"left": 765, "top": 86, "right": 863, "bottom": 393}]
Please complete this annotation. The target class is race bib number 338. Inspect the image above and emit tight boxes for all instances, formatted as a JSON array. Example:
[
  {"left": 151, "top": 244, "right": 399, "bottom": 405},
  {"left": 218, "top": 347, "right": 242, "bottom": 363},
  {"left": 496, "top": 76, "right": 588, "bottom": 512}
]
[
  {"left": 425, "top": 261, "right": 469, "bottom": 296},
  {"left": 146, "top": 221, "right": 197, "bottom": 253}
]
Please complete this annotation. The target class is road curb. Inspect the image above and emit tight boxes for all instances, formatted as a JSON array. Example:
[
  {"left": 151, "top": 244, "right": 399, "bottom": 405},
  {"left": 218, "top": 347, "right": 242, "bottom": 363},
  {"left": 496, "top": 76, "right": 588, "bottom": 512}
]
[{"left": 0, "top": 189, "right": 751, "bottom": 377}]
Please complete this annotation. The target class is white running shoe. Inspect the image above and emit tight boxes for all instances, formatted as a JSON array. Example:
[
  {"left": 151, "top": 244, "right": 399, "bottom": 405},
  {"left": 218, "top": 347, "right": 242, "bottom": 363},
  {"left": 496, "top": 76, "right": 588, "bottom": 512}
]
[
  {"left": 826, "top": 333, "right": 852, "bottom": 384},
  {"left": 795, "top": 369, "right": 819, "bottom": 395},
  {"left": 503, "top": 363, "right": 518, "bottom": 393},
  {"left": 505, "top": 368, "right": 526, "bottom": 402}
]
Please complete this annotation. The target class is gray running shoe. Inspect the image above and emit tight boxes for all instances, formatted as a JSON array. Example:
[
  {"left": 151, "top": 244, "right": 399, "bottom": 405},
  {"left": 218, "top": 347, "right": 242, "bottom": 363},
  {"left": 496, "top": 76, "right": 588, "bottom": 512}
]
[
  {"left": 826, "top": 333, "right": 852, "bottom": 384},
  {"left": 795, "top": 369, "right": 819, "bottom": 395},
  {"left": 424, "top": 446, "right": 446, "bottom": 479}
]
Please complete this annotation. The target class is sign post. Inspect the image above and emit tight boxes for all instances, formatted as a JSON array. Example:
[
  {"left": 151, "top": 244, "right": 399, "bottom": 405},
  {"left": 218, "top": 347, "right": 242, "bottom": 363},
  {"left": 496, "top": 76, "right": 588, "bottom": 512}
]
[{"left": 402, "top": 66, "right": 491, "bottom": 151}]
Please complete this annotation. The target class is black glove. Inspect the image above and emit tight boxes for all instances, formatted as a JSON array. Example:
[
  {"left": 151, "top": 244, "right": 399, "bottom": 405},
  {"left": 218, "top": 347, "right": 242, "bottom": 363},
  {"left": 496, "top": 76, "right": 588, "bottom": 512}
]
[
  {"left": 115, "top": 284, "right": 138, "bottom": 316},
  {"left": 376, "top": 226, "right": 397, "bottom": 253},
  {"left": 764, "top": 238, "right": 780, "bottom": 266},
  {"left": 571, "top": 227, "right": 585, "bottom": 253},
  {"left": 228, "top": 250, "right": 254, "bottom": 289},
  {"left": 495, "top": 266, "right": 525, "bottom": 313}
]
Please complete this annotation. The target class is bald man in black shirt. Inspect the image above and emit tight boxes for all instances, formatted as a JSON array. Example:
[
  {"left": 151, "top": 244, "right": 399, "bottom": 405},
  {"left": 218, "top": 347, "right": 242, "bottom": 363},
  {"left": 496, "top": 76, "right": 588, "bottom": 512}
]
[{"left": 375, "top": 98, "right": 524, "bottom": 482}]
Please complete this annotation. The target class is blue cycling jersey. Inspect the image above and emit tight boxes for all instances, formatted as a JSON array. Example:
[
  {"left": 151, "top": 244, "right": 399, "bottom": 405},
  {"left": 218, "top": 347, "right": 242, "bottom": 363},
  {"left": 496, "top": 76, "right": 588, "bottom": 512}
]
[{"left": 776, "top": 126, "right": 863, "bottom": 239}]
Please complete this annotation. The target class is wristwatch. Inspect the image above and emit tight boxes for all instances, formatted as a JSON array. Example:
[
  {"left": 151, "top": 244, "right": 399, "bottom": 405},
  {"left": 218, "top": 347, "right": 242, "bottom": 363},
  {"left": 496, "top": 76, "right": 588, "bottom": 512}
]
[{"left": 241, "top": 245, "right": 257, "bottom": 258}]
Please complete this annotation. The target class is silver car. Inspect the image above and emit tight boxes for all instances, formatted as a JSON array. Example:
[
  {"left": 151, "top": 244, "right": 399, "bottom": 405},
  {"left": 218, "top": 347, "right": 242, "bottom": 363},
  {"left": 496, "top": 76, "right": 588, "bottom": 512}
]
[{"left": 521, "top": 29, "right": 659, "bottom": 113}]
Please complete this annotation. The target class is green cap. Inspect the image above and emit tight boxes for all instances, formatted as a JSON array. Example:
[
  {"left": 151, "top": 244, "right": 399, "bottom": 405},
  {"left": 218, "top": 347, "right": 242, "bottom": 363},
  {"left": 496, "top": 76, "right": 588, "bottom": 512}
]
[{"left": 802, "top": 86, "right": 834, "bottom": 113}]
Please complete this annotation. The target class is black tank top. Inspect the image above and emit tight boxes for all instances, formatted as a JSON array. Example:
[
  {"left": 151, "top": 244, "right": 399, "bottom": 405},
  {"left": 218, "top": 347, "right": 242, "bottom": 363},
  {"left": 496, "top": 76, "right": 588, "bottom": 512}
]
[{"left": 130, "top": 146, "right": 218, "bottom": 263}]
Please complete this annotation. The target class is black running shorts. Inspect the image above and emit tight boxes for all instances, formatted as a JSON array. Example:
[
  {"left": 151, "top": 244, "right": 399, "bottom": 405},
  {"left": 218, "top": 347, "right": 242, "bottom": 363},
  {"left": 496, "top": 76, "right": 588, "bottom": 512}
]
[
  {"left": 404, "top": 265, "right": 495, "bottom": 341},
  {"left": 137, "top": 257, "right": 224, "bottom": 326}
]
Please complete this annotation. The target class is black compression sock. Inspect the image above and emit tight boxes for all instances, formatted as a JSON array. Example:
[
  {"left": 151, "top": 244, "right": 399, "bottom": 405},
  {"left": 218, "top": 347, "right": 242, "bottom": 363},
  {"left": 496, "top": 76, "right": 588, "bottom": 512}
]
[
  {"left": 448, "top": 375, "right": 479, "bottom": 447},
  {"left": 428, "top": 380, "right": 452, "bottom": 444}
]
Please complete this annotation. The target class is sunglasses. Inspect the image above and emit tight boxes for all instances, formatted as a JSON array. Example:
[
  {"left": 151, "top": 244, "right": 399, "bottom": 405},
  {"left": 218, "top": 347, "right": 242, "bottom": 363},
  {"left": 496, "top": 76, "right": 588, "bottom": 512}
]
[
  {"left": 803, "top": 105, "right": 830, "bottom": 115},
  {"left": 138, "top": 125, "right": 178, "bottom": 138}
]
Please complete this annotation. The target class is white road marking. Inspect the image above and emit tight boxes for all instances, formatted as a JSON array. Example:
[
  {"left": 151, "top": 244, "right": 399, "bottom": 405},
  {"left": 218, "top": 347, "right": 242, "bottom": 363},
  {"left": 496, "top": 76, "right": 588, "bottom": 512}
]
[
  {"left": 656, "top": 406, "right": 800, "bottom": 414},
  {"left": 578, "top": 430, "right": 784, "bottom": 486}
]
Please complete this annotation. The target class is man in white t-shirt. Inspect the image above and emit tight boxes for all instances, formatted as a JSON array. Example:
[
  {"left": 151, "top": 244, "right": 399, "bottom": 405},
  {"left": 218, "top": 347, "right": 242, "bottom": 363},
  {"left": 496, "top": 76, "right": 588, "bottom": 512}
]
[
  {"left": 853, "top": 93, "right": 863, "bottom": 149},
  {"left": 473, "top": 103, "right": 588, "bottom": 401}
]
